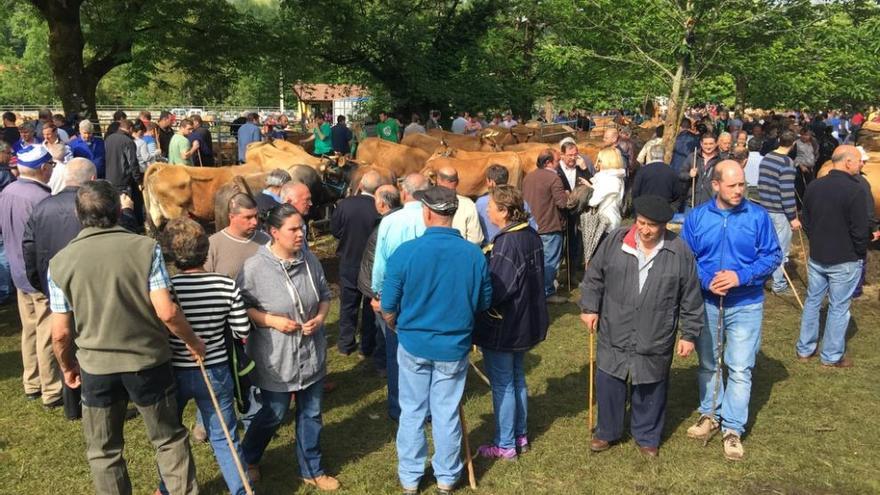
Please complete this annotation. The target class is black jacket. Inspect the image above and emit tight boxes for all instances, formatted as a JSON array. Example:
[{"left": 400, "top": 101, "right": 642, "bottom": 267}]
[
  {"left": 255, "top": 192, "right": 280, "bottom": 219},
  {"left": 473, "top": 223, "right": 548, "bottom": 352},
  {"left": 158, "top": 125, "right": 174, "bottom": 158},
  {"left": 632, "top": 161, "right": 681, "bottom": 210},
  {"left": 556, "top": 164, "right": 591, "bottom": 192},
  {"left": 678, "top": 151, "right": 720, "bottom": 207},
  {"left": 331, "top": 194, "right": 379, "bottom": 270},
  {"left": 22, "top": 187, "right": 82, "bottom": 296},
  {"left": 104, "top": 131, "right": 141, "bottom": 192},
  {"left": 803, "top": 169, "right": 870, "bottom": 264}
]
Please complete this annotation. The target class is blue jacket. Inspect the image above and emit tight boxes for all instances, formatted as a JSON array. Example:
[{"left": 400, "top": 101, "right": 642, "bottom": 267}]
[
  {"left": 69, "top": 136, "right": 106, "bottom": 178},
  {"left": 671, "top": 130, "right": 699, "bottom": 174},
  {"left": 382, "top": 227, "right": 492, "bottom": 361},
  {"left": 681, "top": 199, "right": 782, "bottom": 307}
]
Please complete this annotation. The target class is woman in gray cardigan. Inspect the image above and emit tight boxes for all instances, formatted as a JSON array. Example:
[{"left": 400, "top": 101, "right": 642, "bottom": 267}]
[{"left": 236, "top": 203, "right": 339, "bottom": 491}]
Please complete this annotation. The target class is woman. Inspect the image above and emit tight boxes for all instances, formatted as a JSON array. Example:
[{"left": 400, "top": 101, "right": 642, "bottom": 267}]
[
  {"left": 236, "top": 204, "right": 339, "bottom": 491},
  {"left": 580, "top": 147, "right": 626, "bottom": 266},
  {"left": 132, "top": 120, "right": 161, "bottom": 172},
  {"left": 474, "top": 185, "right": 548, "bottom": 460},
  {"left": 157, "top": 217, "right": 251, "bottom": 495}
]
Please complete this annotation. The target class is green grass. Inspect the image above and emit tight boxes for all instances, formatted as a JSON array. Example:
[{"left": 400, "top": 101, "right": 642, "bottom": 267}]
[{"left": 1, "top": 249, "right": 878, "bottom": 494}]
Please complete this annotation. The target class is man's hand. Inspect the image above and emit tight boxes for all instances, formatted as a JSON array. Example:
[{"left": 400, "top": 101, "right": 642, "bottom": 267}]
[
  {"left": 63, "top": 363, "right": 81, "bottom": 388},
  {"left": 301, "top": 314, "right": 325, "bottom": 336},
  {"left": 677, "top": 339, "right": 695, "bottom": 358},
  {"left": 689, "top": 167, "right": 698, "bottom": 178},
  {"left": 790, "top": 218, "right": 802, "bottom": 231},
  {"left": 269, "top": 314, "right": 300, "bottom": 334},
  {"left": 873, "top": 230, "right": 880, "bottom": 242},
  {"left": 709, "top": 270, "right": 740, "bottom": 296},
  {"left": 370, "top": 297, "right": 381, "bottom": 313},
  {"left": 191, "top": 140, "right": 200, "bottom": 150},
  {"left": 120, "top": 193, "right": 134, "bottom": 210},
  {"left": 383, "top": 311, "right": 397, "bottom": 331},
  {"left": 580, "top": 313, "right": 599, "bottom": 333},
  {"left": 187, "top": 337, "right": 207, "bottom": 361}
]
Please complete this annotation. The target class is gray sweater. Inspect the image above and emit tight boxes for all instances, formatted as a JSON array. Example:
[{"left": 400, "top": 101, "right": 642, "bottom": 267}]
[{"left": 237, "top": 244, "right": 331, "bottom": 392}]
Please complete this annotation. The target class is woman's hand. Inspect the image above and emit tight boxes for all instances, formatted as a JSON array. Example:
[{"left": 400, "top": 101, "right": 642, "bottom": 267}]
[
  {"left": 301, "top": 314, "right": 325, "bottom": 336},
  {"left": 269, "top": 314, "right": 300, "bottom": 334}
]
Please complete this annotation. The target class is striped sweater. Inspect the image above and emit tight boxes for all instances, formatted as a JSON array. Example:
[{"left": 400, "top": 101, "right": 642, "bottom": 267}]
[
  {"left": 757, "top": 151, "right": 797, "bottom": 220},
  {"left": 169, "top": 272, "right": 251, "bottom": 368}
]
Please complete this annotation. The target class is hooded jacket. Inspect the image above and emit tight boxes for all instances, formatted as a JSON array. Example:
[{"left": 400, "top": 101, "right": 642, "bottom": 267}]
[{"left": 236, "top": 244, "right": 331, "bottom": 392}]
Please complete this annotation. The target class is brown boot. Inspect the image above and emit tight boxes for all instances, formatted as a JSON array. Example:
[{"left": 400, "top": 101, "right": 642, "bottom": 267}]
[
  {"left": 302, "top": 474, "right": 340, "bottom": 491},
  {"left": 590, "top": 438, "right": 611, "bottom": 452},
  {"left": 686, "top": 415, "right": 720, "bottom": 441},
  {"left": 822, "top": 356, "right": 854, "bottom": 368}
]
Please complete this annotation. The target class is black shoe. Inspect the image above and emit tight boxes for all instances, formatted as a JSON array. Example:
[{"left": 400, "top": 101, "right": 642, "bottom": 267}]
[
  {"left": 25, "top": 391, "right": 41, "bottom": 401},
  {"left": 43, "top": 398, "right": 64, "bottom": 409}
]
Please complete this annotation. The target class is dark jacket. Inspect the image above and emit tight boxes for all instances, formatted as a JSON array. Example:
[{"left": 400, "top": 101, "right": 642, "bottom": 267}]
[
  {"left": 331, "top": 123, "right": 353, "bottom": 154},
  {"left": 158, "top": 125, "right": 174, "bottom": 158},
  {"left": 255, "top": 192, "right": 280, "bottom": 218},
  {"left": 22, "top": 187, "right": 82, "bottom": 296},
  {"left": 473, "top": 223, "right": 548, "bottom": 352},
  {"left": 803, "top": 169, "right": 870, "bottom": 264},
  {"left": 679, "top": 151, "right": 720, "bottom": 207},
  {"left": 358, "top": 207, "right": 400, "bottom": 299},
  {"left": 579, "top": 225, "right": 703, "bottom": 384},
  {"left": 331, "top": 194, "right": 379, "bottom": 271},
  {"left": 556, "top": 164, "right": 591, "bottom": 192},
  {"left": 671, "top": 130, "right": 699, "bottom": 173},
  {"left": 632, "top": 161, "right": 681, "bottom": 210},
  {"left": 522, "top": 167, "right": 568, "bottom": 234},
  {"left": 104, "top": 131, "right": 141, "bottom": 192},
  {"left": 188, "top": 127, "right": 215, "bottom": 165}
]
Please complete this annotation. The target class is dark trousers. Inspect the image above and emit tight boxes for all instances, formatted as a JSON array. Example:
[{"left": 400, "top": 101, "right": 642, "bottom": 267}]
[
  {"left": 595, "top": 369, "right": 668, "bottom": 448},
  {"left": 337, "top": 265, "right": 378, "bottom": 355}
]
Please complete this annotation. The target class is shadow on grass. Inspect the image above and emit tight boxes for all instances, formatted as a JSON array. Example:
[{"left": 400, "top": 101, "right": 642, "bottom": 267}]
[{"left": 0, "top": 350, "right": 21, "bottom": 381}]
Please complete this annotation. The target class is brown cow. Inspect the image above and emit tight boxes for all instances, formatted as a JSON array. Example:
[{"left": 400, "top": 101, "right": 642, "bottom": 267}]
[
  {"left": 425, "top": 129, "right": 498, "bottom": 152},
  {"left": 401, "top": 133, "right": 450, "bottom": 155},
  {"left": 421, "top": 152, "right": 523, "bottom": 197},
  {"left": 355, "top": 138, "right": 431, "bottom": 177},
  {"left": 347, "top": 164, "right": 397, "bottom": 196},
  {"left": 245, "top": 139, "right": 332, "bottom": 171}
]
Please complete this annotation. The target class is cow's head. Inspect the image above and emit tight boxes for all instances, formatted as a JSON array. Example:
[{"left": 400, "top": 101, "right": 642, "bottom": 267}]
[{"left": 147, "top": 166, "right": 193, "bottom": 224}]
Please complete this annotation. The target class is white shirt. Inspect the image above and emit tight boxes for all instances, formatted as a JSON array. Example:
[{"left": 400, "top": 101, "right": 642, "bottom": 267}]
[
  {"left": 403, "top": 123, "right": 426, "bottom": 137},
  {"left": 560, "top": 163, "right": 577, "bottom": 190},
  {"left": 452, "top": 194, "right": 484, "bottom": 245}
]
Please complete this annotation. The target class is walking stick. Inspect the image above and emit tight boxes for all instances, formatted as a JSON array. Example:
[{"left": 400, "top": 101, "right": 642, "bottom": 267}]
[
  {"left": 196, "top": 148, "right": 204, "bottom": 167},
  {"left": 705, "top": 296, "right": 724, "bottom": 447},
  {"left": 459, "top": 404, "right": 477, "bottom": 490},
  {"left": 197, "top": 357, "right": 255, "bottom": 495},
  {"left": 781, "top": 266, "right": 805, "bottom": 310},
  {"left": 796, "top": 222, "right": 808, "bottom": 266},
  {"left": 469, "top": 345, "right": 491, "bottom": 386},
  {"left": 588, "top": 327, "right": 595, "bottom": 433},
  {"left": 690, "top": 148, "right": 698, "bottom": 208},
  {"left": 565, "top": 227, "right": 572, "bottom": 292}
]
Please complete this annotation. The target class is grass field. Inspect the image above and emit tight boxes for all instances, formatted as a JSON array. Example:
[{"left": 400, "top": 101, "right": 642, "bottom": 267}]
[{"left": 0, "top": 243, "right": 878, "bottom": 495}]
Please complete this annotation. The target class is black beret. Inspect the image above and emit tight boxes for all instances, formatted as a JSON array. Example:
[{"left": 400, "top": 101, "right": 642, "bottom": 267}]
[{"left": 633, "top": 195, "right": 673, "bottom": 223}]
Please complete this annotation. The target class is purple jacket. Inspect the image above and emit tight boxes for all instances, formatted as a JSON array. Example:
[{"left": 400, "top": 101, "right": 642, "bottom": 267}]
[{"left": 0, "top": 177, "right": 51, "bottom": 293}]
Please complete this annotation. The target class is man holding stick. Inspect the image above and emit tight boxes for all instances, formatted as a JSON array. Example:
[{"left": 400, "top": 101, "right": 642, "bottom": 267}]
[
  {"left": 757, "top": 130, "right": 800, "bottom": 295},
  {"left": 580, "top": 195, "right": 703, "bottom": 457},
  {"left": 682, "top": 161, "right": 781, "bottom": 461},
  {"left": 680, "top": 133, "right": 721, "bottom": 208}
]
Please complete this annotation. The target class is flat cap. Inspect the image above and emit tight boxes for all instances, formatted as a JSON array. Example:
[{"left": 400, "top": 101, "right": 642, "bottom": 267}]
[{"left": 633, "top": 195, "right": 673, "bottom": 223}]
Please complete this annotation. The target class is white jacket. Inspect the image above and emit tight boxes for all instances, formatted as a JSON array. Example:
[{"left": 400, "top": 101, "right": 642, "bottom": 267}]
[{"left": 588, "top": 168, "right": 626, "bottom": 230}]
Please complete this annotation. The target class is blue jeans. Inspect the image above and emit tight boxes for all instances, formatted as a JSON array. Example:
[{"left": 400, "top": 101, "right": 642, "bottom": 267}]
[
  {"left": 481, "top": 349, "right": 527, "bottom": 449},
  {"left": 396, "top": 346, "right": 467, "bottom": 490},
  {"left": 0, "top": 239, "right": 11, "bottom": 302},
  {"left": 540, "top": 232, "right": 563, "bottom": 296},
  {"left": 696, "top": 301, "right": 763, "bottom": 436},
  {"left": 768, "top": 212, "right": 792, "bottom": 292},
  {"left": 796, "top": 259, "right": 862, "bottom": 364},
  {"left": 159, "top": 365, "right": 248, "bottom": 495},
  {"left": 376, "top": 312, "right": 400, "bottom": 421},
  {"left": 241, "top": 379, "right": 324, "bottom": 479}
]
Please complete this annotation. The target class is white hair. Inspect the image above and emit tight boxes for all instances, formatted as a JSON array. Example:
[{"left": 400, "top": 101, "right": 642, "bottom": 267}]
[{"left": 79, "top": 120, "right": 94, "bottom": 132}]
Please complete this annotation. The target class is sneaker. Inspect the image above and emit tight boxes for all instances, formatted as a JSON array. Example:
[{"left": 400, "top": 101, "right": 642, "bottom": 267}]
[
  {"left": 686, "top": 415, "right": 720, "bottom": 441},
  {"left": 43, "top": 397, "right": 64, "bottom": 409},
  {"left": 722, "top": 431, "right": 744, "bottom": 461},
  {"left": 477, "top": 444, "right": 517, "bottom": 460},
  {"left": 515, "top": 435, "right": 530, "bottom": 454},
  {"left": 302, "top": 474, "right": 340, "bottom": 491},
  {"left": 191, "top": 424, "right": 208, "bottom": 443},
  {"left": 25, "top": 391, "right": 41, "bottom": 401},
  {"left": 436, "top": 483, "right": 456, "bottom": 495}
]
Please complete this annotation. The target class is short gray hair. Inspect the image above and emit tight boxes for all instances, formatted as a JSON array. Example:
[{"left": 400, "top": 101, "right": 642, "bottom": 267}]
[
  {"left": 648, "top": 144, "right": 665, "bottom": 161},
  {"left": 65, "top": 158, "right": 97, "bottom": 187},
  {"left": 360, "top": 170, "right": 382, "bottom": 194},
  {"left": 266, "top": 168, "right": 291, "bottom": 187},
  {"left": 79, "top": 120, "right": 94, "bottom": 133},
  {"left": 401, "top": 173, "right": 428, "bottom": 195}
]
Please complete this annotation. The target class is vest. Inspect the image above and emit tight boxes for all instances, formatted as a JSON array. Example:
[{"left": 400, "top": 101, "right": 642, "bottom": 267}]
[{"left": 49, "top": 226, "right": 171, "bottom": 374}]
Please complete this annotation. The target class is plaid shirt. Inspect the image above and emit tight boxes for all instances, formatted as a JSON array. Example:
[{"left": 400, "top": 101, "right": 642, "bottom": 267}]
[{"left": 48, "top": 244, "right": 170, "bottom": 313}]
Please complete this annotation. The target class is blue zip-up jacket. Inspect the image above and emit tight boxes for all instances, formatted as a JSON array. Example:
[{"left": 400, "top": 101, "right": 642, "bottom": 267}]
[
  {"left": 682, "top": 198, "right": 782, "bottom": 307},
  {"left": 382, "top": 227, "right": 493, "bottom": 361}
]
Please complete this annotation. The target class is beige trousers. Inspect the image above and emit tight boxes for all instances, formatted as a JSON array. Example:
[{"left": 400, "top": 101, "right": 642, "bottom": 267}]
[{"left": 18, "top": 289, "right": 62, "bottom": 403}]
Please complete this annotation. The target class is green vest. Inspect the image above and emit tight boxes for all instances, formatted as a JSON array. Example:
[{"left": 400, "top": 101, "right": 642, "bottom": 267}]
[{"left": 49, "top": 226, "right": 171, "bottom": 374}]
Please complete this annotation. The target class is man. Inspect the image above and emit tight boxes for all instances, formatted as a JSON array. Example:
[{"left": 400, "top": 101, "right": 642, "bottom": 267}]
[
  {"left": 168, "top": 119, "right": 200, "bottom": 166},
  {"left": 42, "top": 123, "right": 73, "bottom": 194},
  {"left": 632, "top": 145, "right": 681, "bottom": 211},
  {"left": 522, "top": 150, "right": 569, "bottom": 303},
  {"left": 557, "top": 141, "right": 592, "bottom": 271},
  {"left": 69, "top": 120, "right": 106, "bottom": 178},
  {"left": 205, "top": 193, "right": 270, "bottom": 281},
  {"left": 451, "top": 112, "right": 468, "bottom": 134},
  {"left": 237, "top": 113, "right": 262, "bottom": 164},
  {"left": 48, "top": 180, "right": 204, "bottom": 495},
  {"left": 312, "top": 114, "right": 333, "bottom": 156},
  {"left": 680, "top": 133, "right": 721, "bottom": 208},
  {"left": 796, "top": 145, "right": 870, "bottom": 368},
  {"left": 2, "top": 111, "right": 20, "bottom": 147},
  {"left": 617, "top": 127, "right": 636, "bottom": 176},
  {"left": 476, "top": 164, "right": 536, "bottom": 244},
  {"left": 138, "top": 111, "right": 152, "bottom": 127},
  {"left": 671, "top": 118, "right": 700, "bottom": 174},
  {"left": 331, "top": 171, "right": 383, "bottom": 357},
  {"left": 22, "top": 158, "right": 96, "bottom": 420},
  {"left": 756, "top": 130, "right": 800, "bottom": 294},
  {"left": 331, "top": 115, "right": 353, "bottom": 156},
  {"left": 280, "top": 181, "right": 315, "bottom": 255},
  {"left": 380, "top": 185, "right": 491, "bottom": 495},
  {"left": 156, "top": 111, "right": 175, "bottom": 159},
  {"left": 603, "top": 127, "right": 630, "bottom": 173},
  {"left": 358, "top": 184, "right": 401, "bottom": 376},
  {"left": 717, "top": 132, "right": 733, "bottom": 160},
  {"left": 104, "top": 110, "right": 127, "bottom": 138},
  {"left": 403, "top": 114, "right": 426, "bottom": 138},
  {"left": 0, "top": 142, "right": 15, "bottom": 305},
  {"left": 14, "top": 121, "right": 39, "bottom": 153},
  {"left": 500, "top": 112, "right": 518, "bottom": 129},
  {"left": 34, "top": 108, "right": 52, "bottom": 138},
  {"left": 637, "top": 125, "right": 664, "bottom": 166},
  {"left": 104, "top": 119, "right": 140, "bottom": 194},
  {"left": 580, "top": 195, "right": 702, "bottom": 457},
  {"left": 254, "top": 168, "right": 291, "bottom": 218},
  {"left": 747, "top": 123, "right": 765, "bottom": 154},
  {"left": 376, "top": 111, "right": 400, "bottom": 143},
  {"left": 682, "top": 161, "right": 782, "bottom": 461},
  {"left": 426, "top": 111, "right": 442, "bottom": 131},
  {"left": 372, "top": 174, "right": 429, "bottom": 420},
  {"left": 435, "top": 166, "right": 484, "bottom": 245},
  {"left": 188, "top": 115, "right": 214, "bottom": 166},
  {"left": 0, "top": 145, "right": 62, "bottom": 407}
]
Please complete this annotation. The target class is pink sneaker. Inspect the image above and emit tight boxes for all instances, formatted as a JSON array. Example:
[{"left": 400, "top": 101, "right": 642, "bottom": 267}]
[
  {"left": 477, "top": 444, "right": 517, "bottom": 460},
  {"left": 516, "top": 435, "right": 530, "bottom": 454}
]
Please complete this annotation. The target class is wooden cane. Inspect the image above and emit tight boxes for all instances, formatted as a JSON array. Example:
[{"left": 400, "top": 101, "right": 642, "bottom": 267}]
[
  {"left": 197, "top": 357, "right": 255, "bottom": 495},
  {"left": 588, "top": 327, "right": 595, "bottom": 433},
  {"left": 459, "top": 404, "right": 477, "bottom": 490},
  {"left": 796, "top": 223, "right": 808, "bottom": 266},
  {"left": 690, "top": 149, "right": 697, "bottom": 208},
  {"left": 782, "top": 266, "right": 805, "bottom": 310},
  {"left": 470, "top": 345, "right": 490, "bottom": 386}
]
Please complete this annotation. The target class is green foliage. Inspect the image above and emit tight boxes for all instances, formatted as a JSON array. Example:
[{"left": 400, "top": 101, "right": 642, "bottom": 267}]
[{"left": 0, "top": 1, "right": 57, "bottom": 105}]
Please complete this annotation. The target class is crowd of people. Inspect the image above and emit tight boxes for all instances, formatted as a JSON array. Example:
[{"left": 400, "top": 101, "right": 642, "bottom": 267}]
[{"left": 0, "top": 103, "right": 877, "bottom": 494}]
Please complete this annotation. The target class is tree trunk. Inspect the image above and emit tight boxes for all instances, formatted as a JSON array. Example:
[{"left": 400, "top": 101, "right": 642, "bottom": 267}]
[
  {"left": 662, "top": 58, "right": 686, "bottom": 163},
  {"left": 734, "top": 74, "right": 747, "bottom": 115}
]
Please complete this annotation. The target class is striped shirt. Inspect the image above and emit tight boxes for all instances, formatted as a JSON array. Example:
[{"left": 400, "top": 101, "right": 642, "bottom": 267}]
[
  {"left": 169, "top": 272, "right": 250, "bottom": 368},
  {"left": 757, "top": 151, "right": 797, "bottom": 220}
]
